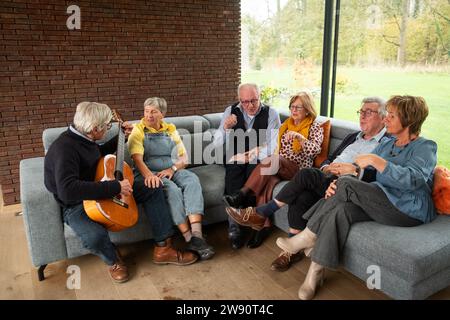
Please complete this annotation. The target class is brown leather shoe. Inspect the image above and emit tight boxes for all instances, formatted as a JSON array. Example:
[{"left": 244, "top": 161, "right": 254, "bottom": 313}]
[
  {"left": 108, "top": 262, "right": 129, "bottom": 283},
  {"left": 270, "top": 251, "right": 303, "bottom": 272},
  {"left": 153, "top": 239, "right": 198, "bottom": 266},
  {"left": 225, "top": 207, "right": 265, "bottom": 230}
]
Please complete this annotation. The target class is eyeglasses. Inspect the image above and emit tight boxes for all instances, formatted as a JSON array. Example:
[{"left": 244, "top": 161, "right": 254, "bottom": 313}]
[
  {"left": 357, "top": 109, "right": 378, "bottom": 117},
  {"left": 240, "top": 99, "right": 259, "bottom": 106},
  {"left": 106, "top": 122, "right": 113, "bottom": 130},
  {"left": 290, "top": 105, "right": 304, "bottom": 111}
]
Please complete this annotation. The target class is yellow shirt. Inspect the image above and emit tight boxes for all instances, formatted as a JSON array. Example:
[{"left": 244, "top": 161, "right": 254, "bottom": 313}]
[{"left": 127, "top": 119, "right": 186, "bottom": 158}]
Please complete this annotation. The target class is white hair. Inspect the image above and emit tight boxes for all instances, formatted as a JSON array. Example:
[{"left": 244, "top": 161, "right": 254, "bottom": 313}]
[
  {"left": 238, "top": 83, "right": 260, "bottom": 98},
  {"left": 144, "top": 97, "right": 168, "bottom": 114},
  {"left": 73, "top": 101, "right": 112, "bottom": 135},
  {"left": 362, "top": 96, "right": 387, "bottom": 117}
]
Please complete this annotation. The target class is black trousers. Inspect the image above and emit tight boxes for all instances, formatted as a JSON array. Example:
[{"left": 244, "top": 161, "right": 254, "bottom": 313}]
[
  {"left": 275, "top": 167, "right": 336, "bottom": 230},
  {"left": 305, "top": 176, "right": 422, "bottom": 269},
  {"left": 225, "top": 163, "right": 258, "bottom": 235}
]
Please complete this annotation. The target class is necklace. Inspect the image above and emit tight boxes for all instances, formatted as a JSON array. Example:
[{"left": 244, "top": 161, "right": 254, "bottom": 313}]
[{"left": 389, "top": 141, "right": 409, "bottom": 157}]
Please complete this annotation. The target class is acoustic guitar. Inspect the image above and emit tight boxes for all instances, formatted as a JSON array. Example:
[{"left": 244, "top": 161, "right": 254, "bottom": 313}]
[{"left": 83, "top": 110, "right": 138, "bottom": 231}]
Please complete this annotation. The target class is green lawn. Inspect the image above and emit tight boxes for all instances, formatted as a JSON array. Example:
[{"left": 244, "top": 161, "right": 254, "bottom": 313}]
[{"left": 242, "top": 66, "right": 450, "bottom": 167}]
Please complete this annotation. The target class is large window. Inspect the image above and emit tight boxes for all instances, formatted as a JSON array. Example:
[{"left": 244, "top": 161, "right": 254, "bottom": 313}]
[
  {"left": 242, "top": 0, "right": 450, "bottom": 167},
  {"left": 334, "top": 0, "right": 450, "bottom": 167},
  {"left": 241, "top": 0, "right": 325, "bottom": 111}
]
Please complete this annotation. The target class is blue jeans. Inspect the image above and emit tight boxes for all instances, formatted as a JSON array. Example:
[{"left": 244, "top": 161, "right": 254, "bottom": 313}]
[
  {"left": 161, "top": 169, "right": 204, "bottom": 225},
  {"left": 63, "top": 204, "right": 118, "bottom": 266},
  {"left": 62, "top": 182, "right": 174, "bottom": 266}
]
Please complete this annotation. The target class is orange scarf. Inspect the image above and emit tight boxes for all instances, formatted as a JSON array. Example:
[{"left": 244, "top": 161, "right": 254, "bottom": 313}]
[{"left": 278, "top": 116, "right": 314, "bottom": 154}]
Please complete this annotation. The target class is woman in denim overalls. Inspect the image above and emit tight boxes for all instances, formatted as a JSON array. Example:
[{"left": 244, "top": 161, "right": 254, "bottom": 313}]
[{"left": 128, "top": 97, "right": 215, "bottom": 260}]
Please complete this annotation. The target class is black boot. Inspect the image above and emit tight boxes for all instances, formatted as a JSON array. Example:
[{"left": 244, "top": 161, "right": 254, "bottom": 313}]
[
  {"left": 229, "top": 233, "right": 243, "bottom": 250},
  {"left": 223, "top": 191, "right": 247, "bottom": 208},
  {"left": 247, "top": 227, "right": 271, "bottom": 249},
  {"left": 228, "top": 220, "right": 243, "bottom": 250},
  {"left": 186, "top": 236, "right": 215, "bottom": 260}
]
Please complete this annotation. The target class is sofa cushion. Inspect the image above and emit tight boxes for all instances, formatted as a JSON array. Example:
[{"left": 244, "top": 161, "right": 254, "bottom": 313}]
[
  {"left": 180, "top": 131, "right": 217, "bottom": 167},
  {"left": 189, "top": 164, "right": 225, "bottom": 209},
  {"left": 165, "top": 115, "right": 210, "bottom": 133},
  {"left": 272, "top": 181, "right": 290, "bottom": 232},
  {"left": 327, "top": 117, "right": 359, "bottom": 155},
  {"left": 202, "top": 113, "right": 223, "bottom": 130},
  {"left": 344, "top": 215, "right": 450, "bottom": 283},
  {"left": 432, "top": 165, "right": 450, "bottom": 215}
]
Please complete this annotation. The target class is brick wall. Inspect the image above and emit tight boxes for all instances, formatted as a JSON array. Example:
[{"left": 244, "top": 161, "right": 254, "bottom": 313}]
[{"left": 0, "top": 0, "right": 241, "bottom": 205}]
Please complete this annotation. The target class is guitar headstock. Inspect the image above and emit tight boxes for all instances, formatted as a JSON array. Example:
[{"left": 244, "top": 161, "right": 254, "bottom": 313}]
[{"left": 112, "top": 109, "right": 124, "bottom": 124}]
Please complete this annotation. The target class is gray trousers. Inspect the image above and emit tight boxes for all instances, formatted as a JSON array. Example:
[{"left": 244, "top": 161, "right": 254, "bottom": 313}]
[{"left": 304, "top": 176, "right": 422, "bottom": 269}]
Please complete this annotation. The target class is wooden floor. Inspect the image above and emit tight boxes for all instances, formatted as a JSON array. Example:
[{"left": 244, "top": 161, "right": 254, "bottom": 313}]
[{"left": 1, "top": 203, "right": 449, "bottom": 300}]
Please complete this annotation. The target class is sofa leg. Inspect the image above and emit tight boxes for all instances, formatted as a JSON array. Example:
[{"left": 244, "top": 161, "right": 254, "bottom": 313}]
[{"left": 38, "top": 264, "right": 47, "bottom": 281}]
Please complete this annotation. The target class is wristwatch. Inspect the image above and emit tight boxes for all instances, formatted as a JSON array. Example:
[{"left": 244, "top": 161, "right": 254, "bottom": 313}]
[
  {"left": 352, "top": 162, "right": 361, "bottom": 176},
  {"left": 171, "top": 165, "right": 178, "bottom": 172}
]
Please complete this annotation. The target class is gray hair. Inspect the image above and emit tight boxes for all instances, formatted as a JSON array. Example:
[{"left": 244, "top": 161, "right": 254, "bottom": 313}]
[
  {"left": 238, "top": 83, "right": 260, "bottom": 99},
  {"left": 73, "top": 101, "right": 112, "bottom": 135},
  {"left": 362, "top": 96, "right": 387, "bottom": 117},
  {"left": 144, "top": 97, "right": 167, "bottom": 114}
]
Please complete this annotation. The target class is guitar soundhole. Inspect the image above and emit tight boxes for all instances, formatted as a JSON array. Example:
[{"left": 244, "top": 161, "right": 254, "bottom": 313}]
[{"left": 112, "top": 196, "right": 129, "bottom": 209}]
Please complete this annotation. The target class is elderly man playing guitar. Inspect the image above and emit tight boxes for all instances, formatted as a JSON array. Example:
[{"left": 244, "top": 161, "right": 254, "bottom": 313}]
[{"left": 44, "top": 101, "right": 197, "bottom": 283}]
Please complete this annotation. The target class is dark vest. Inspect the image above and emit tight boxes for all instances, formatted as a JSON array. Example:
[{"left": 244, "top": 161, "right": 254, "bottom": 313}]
[{"left": 228, "top": 102, "right": 270, "bottom": 157}]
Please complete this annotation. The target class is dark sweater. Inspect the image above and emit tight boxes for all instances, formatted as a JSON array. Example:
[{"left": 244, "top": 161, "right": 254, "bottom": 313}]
[
  {"left": 319, "top": 131, "right": 360, "bottom": 168},
  {"left": 229, "top": 102, "right": 270, "bottom": 155},
  {"left": 44, "top": 127, "right": 121, "bottom": 207},
  {"left": 319, "top": 130, "right": 389, "bottom": 182}
]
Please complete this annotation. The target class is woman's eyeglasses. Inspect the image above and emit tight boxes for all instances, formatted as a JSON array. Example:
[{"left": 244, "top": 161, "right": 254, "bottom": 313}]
[{"left": 290, "top": 105, "right": 304, "bottom": 111}]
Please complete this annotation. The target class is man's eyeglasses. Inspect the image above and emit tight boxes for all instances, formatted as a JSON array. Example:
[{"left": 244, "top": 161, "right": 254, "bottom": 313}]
[
  {"left": 290, "top": 105, "right": 304, "bottom": 111},
  {"left": 357, "top": 109, "right": 378, "bottom": 117},
  {"left": 240, "top": 99, "right": 259, "bottom": 106}
]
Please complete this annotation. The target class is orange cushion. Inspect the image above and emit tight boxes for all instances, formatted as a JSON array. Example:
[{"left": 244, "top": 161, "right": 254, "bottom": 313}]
[
  {"left": 314, "top": 120, "right": 331, "bottom": 168},
  {"left": 432, "top": 165, "right": 450, "bottom": 215}
]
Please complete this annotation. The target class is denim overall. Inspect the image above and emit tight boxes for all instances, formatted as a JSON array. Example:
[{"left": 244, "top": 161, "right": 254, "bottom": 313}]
[{"left": 140, "top": 130, "right": 204, "bottom": 225}]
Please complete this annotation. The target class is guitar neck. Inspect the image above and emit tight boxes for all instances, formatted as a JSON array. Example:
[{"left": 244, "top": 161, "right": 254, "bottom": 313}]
[{"left": 114, "top": 126, "right": 125, "bottom": 181}]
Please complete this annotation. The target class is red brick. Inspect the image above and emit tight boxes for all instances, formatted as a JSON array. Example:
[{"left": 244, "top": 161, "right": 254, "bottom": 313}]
[{"left": 0, "top": 0, "right": 240, "bottom": 205}]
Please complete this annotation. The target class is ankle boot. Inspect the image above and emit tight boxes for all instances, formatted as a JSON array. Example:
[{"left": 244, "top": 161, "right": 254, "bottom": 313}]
[
  {"left": 276, "top": 227, "right": 317, "bottom": 254},
  {"left": 108, "top": 262, "right": 129, "bottom": 283},
  {"left": 108, "top": 249, "right": 129, "bottom": 283},
  {"left": 223, "top": 190, "right": 247, "bottom": 209},
  {"left": 298, "top": 261, "right": 325, "bottom": 300},
  {"left": 304, "top": 247, "right": 313, "bottom": 257}
]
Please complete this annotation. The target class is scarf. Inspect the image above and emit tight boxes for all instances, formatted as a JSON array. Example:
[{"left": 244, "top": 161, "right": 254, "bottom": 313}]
[{"left": 278, "top": 116, "right": 314, "bottom": 154}]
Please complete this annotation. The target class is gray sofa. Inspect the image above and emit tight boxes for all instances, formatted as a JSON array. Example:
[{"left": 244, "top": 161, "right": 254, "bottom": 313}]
[{"left": 19, "top": 112, "right": 450, "bottom": 300}]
